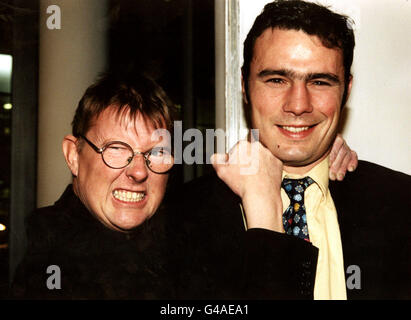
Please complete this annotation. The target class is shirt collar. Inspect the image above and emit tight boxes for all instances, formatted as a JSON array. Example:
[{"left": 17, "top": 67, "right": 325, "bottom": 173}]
[{"left": 282, "top": 156, "right": 330, "bottom": 198}]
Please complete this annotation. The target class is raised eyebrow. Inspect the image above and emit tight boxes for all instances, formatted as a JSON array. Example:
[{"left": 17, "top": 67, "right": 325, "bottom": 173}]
[
  {"left": 102, "top": 139, "right": 131, "bottom": 147},
  {"left": 141, "top": 138, "right": 171, "bottom": 154},
  {"left": 104, "top": 141, "right": 165, "bottom": 155}
]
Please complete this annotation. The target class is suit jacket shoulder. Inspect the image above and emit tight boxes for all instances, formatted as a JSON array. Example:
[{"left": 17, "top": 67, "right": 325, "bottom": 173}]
[
  {"left": 330, "top": 160, "right": 410, "bottom": 204},
  {"left": 329, "top": 160, "right": 411, "bottom": 299}
]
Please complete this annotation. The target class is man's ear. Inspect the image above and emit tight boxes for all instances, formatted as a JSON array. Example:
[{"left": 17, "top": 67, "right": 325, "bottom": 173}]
[
  {"left": 241, "top": 75, "right": 253, "bottom": 130},
  {"left": 344, "top": 75, "right": 353, "bottom": 104},
  {"left": 62, "top": 135, "right": 79, "bottom": 177},
  {"left": 347, "top": 75, "right": 353, "bottom": 99},
  {"left": 241, "top": 75, "right": 249, "bottom": 105}
]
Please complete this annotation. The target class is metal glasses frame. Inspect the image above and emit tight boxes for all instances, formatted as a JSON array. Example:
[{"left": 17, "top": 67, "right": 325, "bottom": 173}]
[{"left": 80, "top": 135, "right": 173, "bottom": 174}]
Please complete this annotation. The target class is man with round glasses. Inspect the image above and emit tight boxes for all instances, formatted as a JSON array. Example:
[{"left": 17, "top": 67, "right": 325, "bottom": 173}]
[{"left": 12, "top": 72, "right": 177, "bottom": 299}]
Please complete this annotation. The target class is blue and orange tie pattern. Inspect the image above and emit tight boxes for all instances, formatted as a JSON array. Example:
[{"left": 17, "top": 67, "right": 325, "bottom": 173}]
[{"left": 281, "top": 177, "right": 314, "bottom": 242}]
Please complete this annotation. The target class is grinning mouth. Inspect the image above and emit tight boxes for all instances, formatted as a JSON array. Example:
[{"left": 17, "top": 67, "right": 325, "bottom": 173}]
[
  {"left": 113, "top": 189, "right": 146, "bottom": 202},
  {"left": 281, "top": 126, "right": 309, "bottom": 133},
  {"left": 278, "top": 125, "right": 316, "bottom": 133}
]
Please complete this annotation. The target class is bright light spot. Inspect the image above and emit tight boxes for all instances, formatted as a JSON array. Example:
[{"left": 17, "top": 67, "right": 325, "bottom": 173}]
[
  {"left": 0, "top": 54, "right": 12, "bottom": 93},
  {"left": 3, "top": 103, "right": 12, "bottom": 110},
  {"left": 0, "top": 54, "right": 12, "bottom": 74},
  {"left": 0, "top": 223, "right": 6, "bottom": 231}
]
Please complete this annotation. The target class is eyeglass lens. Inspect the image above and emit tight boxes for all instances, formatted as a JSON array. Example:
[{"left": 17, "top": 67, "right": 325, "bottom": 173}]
[{"left": 102, "top": 142, "right": 173, "bottom": 173}]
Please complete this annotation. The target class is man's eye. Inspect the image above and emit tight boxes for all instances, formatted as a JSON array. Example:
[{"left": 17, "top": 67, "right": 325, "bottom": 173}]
[
  {"left": 151, "top": 149, "right": 163, "bottom": 156},
  {"left": 108, "top": 146, "right": 127, "bottom": 150},
  {"left": 267, "top": 78, "right": 285, "bottom": 84},
  {"left": 106, "top": 144, "right": 130, "bottom": 152},
  {"left": 313, "top": 80, "right": 331, "bottom": 86},
  {"left": 150, "top": 147, "right": 170, "bottom": 156}
]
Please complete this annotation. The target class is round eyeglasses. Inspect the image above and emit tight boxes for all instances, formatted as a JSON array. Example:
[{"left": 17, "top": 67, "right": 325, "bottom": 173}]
[{"left": 80, "top": 135, "right": 174, "bottom": 174}]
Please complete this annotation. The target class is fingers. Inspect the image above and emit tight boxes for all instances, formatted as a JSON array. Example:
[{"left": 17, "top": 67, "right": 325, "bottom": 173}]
[
  {"left": 329, "top": 134, "right": 344, "bottom": 165},
  {"left": 211, "top": 140, "right": 252, "bottom": 167},
  {"left": 329, "top": 135, "right": 347, "bottom": 180},
  {"left": 329, "top": 142, "right": 346, "bottom": 180},
  {"left": 336, "top": 152, "right": 351, "bottom": 181},
  {"left": 210, "top": 141, "right": 255, "bottom": 198},
  {"left": 348, "top": 150, "right": 358, "bottom": 172},
  {"left": 210, "top": 153, "right": 229, "bottom": 175},
  {"left": 210, "top": 153, "right": 228, "bottom": 165},
  {"left": 329, "top": 136, "right": 359, "bottom": 181},
  {"left": 335, "top": 149, "right": 358, "bottom": 181}
]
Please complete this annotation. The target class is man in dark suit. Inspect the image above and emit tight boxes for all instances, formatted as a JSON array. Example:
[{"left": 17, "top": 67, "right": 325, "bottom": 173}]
[{"left": 178, "top": 0, "right": 410, "bottom": 299}]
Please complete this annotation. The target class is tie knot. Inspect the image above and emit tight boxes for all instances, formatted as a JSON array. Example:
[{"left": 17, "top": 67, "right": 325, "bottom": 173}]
[{"left": 282, "top": 177, "right": 314, "bottom": 201}]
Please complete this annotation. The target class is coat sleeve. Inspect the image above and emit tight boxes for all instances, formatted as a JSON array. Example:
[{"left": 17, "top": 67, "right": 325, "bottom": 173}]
[
  {"left": 175, "top": 173, "right": 320, "bottom": 300},
  {"left": 241, "top": 228, "right": 318, "bottom": 299}
]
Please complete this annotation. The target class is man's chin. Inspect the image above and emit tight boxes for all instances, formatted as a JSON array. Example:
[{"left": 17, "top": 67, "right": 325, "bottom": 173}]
[
  {"left": 110, "top": 221, "right": 144, "bottom": 232},
  {"left": 102, "top": 210, "right": 150, "bottom": 232},
  {"left": 271, "top": 148, "right": 318, "bottom": 168},
  {"left": 114, "top": 216, "right": 150, "bottom": 231},
  {"left": 273, "top": 150, "right": 313, "bottom": 166}
]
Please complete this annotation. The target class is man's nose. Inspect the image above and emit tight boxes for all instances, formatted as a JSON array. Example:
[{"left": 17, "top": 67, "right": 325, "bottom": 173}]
[
  {"left": 125, "top": 154, "right": 149, "bottom": 182},
  {"left": 283, "top": 82, "right": 313, "bottom": 115}
]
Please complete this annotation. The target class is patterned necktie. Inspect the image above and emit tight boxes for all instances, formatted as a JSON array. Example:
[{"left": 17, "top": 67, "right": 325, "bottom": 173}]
[{"left": 281, "top": 177, "right": 314, "bottom": 242}]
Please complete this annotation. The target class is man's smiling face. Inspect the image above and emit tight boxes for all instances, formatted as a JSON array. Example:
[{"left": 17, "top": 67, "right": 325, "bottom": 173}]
[{"left": 246, "top": 28, "right": 352, "bottom": 174}]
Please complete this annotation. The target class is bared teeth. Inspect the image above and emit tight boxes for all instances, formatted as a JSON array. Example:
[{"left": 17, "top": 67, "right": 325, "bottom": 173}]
[
  {"left": 281, "top": 126, "right": 310, "bottom": 133},
  {"left": 113, "top": 190, "right": 145, "bottom": 202}
]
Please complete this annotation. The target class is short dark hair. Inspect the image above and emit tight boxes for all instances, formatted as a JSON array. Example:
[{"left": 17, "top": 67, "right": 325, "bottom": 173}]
[
  {"left": 242, "top": 0, "right": 355, "bottom": 106},
  {"left": 72, "top": 72, "right": 177, "bottom": 139}
]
